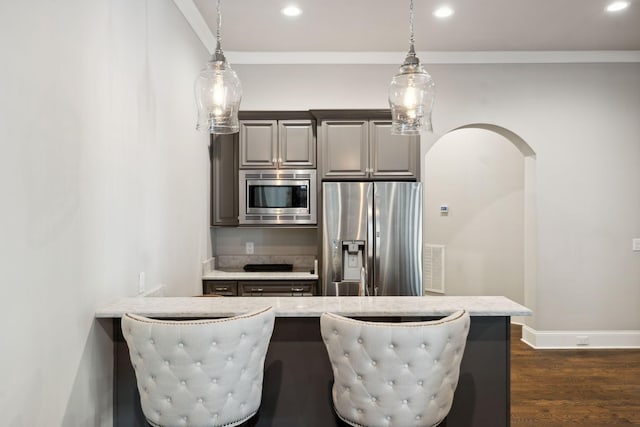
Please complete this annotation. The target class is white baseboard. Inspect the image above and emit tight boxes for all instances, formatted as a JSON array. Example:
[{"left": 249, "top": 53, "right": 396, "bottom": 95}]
[{"left": 520, "top": 325, "right": 640, "bottom": 349}]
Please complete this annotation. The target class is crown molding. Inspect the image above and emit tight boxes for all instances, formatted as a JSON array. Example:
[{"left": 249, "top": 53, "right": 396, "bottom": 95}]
[
  {"left": 225, "top": 51, "right": 640, "bottom": 65},
  {"left": 173, "top": 0, "right": 640, "bottom": 65}
]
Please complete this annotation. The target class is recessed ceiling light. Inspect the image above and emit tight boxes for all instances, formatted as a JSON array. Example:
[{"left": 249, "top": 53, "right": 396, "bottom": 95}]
[
  {"left": 606, "top": 1, "right": 630, "bottom": 12},
  {"left": 434, "top": 6, "right": 454, "bottom": 19},
  {"left": 281, "top": 5, "right": 302, "bottom": 17}
]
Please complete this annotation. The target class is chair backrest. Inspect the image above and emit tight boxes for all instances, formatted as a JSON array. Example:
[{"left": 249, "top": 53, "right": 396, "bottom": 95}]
[
  {"left": 122, "top": 306, "right": 275, "bottom": 427},
  {"left": 320, "top": 310, "right": 470, "bottom": 427}
]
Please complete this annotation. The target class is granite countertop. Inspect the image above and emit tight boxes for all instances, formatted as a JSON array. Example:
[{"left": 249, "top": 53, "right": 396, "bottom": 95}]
[
  {"left": 202, "top": 269, "right": 319, "bottom": 281},
  {"left": 95, "top": 295, "right": 531, "bottom": 318}
]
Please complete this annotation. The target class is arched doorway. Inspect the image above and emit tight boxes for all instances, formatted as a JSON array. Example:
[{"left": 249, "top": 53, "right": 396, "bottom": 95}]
[{"left": 422, "top": 124, "right": 537, "bottom": 327}]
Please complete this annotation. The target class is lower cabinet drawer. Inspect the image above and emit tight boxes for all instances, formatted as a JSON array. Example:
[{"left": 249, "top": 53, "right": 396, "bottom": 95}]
[
  {"left": 239, "top": 281, "right": 317, "bottom": 297},
  {"left": 203, "top": 281, "right": 238, "bottom": 296}
]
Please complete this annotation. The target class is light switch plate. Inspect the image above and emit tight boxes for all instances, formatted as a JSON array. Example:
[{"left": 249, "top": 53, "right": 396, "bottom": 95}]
[{"left": 633, "top": 238, "right": 640, "bottom": 252}]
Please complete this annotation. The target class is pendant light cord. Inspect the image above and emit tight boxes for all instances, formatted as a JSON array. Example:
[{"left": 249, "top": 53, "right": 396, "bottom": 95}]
[
  {"left": 216, "top": 0, "right": 222, "bottom": 47},
  {"left": 409, "top": 0, "right": 415, "bottom": 49}
]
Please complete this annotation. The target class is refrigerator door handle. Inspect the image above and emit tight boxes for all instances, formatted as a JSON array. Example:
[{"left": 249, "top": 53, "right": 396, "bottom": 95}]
[
  {"left": 367, "top": 184, "right": 375, "bottom": 297},
  {"left": 374, "top": 188, "right": 381, "bottom": 296}
]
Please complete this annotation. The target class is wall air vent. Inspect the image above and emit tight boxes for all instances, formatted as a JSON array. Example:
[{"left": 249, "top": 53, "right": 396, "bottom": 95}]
[{"left": 424, "top": 244, "right": 445, "bottom": 294}]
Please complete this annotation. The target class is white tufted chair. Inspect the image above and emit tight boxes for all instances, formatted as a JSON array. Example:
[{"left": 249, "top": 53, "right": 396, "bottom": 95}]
[
  {"left": 320, "top": 310, "right": 470, "bottom": 427},
  {"left": 121, "top": 307, "right": 275, "bottom": 427}
]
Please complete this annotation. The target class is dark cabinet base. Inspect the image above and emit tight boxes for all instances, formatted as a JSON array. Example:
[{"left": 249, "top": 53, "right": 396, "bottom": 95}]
[{"left": 114, "top": 316, "right": 510, "bottom": 427}]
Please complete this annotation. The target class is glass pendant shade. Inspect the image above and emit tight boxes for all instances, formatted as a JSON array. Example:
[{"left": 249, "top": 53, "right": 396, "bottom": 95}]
[
  {"left": 389, "top": 56, "right": 435, "bottom": 135},
  {"left": 194, "top": 55, "right": 242, "bottom": 134},
  {"left": 389, "top": 0, "right": 435, "bottom": 135},
  {"left": 194, "top": 0, "right": 241, "bottom": 134}
]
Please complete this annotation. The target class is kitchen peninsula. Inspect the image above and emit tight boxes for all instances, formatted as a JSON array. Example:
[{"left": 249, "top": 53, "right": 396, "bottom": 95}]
[{"left": 97, "top": 296, "right": 530, "bottom": 427}]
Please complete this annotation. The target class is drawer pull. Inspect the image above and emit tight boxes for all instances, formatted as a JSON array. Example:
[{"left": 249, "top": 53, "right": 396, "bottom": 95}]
[
  {"left": 291, "top": 287, "right": 304, "bottom": 292},
  {"left": 251, "top": 288, "right": 264, "bottom": 292},
  {"left": 216, "top": 287, "right": 229, "bottom": 291}
]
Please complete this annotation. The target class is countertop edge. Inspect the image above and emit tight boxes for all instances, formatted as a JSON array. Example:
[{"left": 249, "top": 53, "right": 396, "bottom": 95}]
[{"left": 95, "top": 296, "right": 532, "bottom": 318}]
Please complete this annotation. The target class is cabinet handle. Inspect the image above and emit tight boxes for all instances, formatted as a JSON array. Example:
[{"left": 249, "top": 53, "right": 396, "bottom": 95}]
[
  {"left": 251, "top": 288, "right": 264, "bottom": 292},
  {"left": 291, "top": 287, "right": 304, "bottom": 292},
  {"left": 215, "top": 287, "right": 229, "bottom": 291}
]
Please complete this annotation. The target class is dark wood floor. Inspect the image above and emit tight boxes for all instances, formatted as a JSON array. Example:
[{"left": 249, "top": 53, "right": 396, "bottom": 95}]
[{"left": 510, "top": 324, "right": 640, "bottom": 426}]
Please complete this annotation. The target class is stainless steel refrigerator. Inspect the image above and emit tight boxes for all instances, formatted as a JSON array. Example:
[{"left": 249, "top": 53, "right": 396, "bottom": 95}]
[{"left": 322, "top": 182, "right": 422, "bottom": 296}]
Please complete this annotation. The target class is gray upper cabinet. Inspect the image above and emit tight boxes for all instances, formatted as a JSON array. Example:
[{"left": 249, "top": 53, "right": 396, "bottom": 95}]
[
  {"left": 210, "top": 133, "right": 239, "bottom": 226},
  {"left": 320, "top": 119, "right": 419, "bottom": 180},
  {"left": 239, "top": 120, "right": 278, "bottom": 169},
  {"left": 369, "top": 120, "right": 419, "bottom": 179},
  {"left": 320, "top": 120, "right": 369, "bottom": 178},
  {"left": 279, "top": 121, "right": 316, "bottom": 168},
  {"left": 240, "top": 119, "right": 315, "bottom": 169}
]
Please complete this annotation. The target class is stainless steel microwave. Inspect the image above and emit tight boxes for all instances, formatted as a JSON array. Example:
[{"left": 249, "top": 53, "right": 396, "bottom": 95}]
[{"left": 239, "top": 169, "right": 317, "bottom": 225}]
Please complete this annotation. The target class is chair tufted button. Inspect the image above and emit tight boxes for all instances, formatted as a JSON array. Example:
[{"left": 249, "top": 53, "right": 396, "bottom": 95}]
[
  {"left": 388, "top": 380, "right": 394, "bottom": 386},
  {"left": 333, "top": 329, "right": 338, "bottom": 335},
  {"left": 182, "top": 416, "right": 188, "bottom": 422},
  {"left": 196, "top": 361, "right": 201, "bottom": 366},
  {"left": 357, "top": 409, "right": 363, "bottom": 414},
  {"left": 357, "top": 375, "right": 362, "bottom": 380},
  {"left": 434, "top": 359, "right": 439, "bottom": 364},
  {"left": 164, "top": 360, "right": 170, "bottom": 365},
  {"left": 213, "top": 413, "right": 218, "bottom": 418},
  {"left": 371, "top": 360, "right": 377, "bottom": 366},
  {"left": 211, "top": 378, "right": 218, "bottom": 384},
  {"left": 241, "top": 333, "right": 246, "bottom": 338},
  {"left": 166, "top": 396, "right": 172, "bottom": 403},
  {"left": 371, "top": 396, "right": 377, "bottom": 402},
  {"left": 402, "top": 399, "right": 408, "bottom": 404},
  {"left": 227, "top": 355, "right": 233, "bottom": 361},
  {"left": 389, "top": 343, "right": 395, "bottom": 349},
  {"left": 357, "top": 338, "right": 363, "bottom": 344},
  {"left": 404, "top": 363, "right": 409, "bottom": 368},
  {"left": 211, "top": 340, "right": 217, "bottom": 346},
  {"left": 197, "top": 398, "right": 203, "bottom": 403},
  {"left": 416, "top": 415, "right": 422, "bottom": 420},
  {"left": 417, "top": 380, "right": 424, "bottom": 386},
  {"left": 431, "top": 394, "right": 437, "bottom": 400},
  {"left": 420, "top": 343, "right": 426, "bottom": 348},
  {"left": 149, "top": 338, "right": 154, "bottom": 345},
  {"left": 344, "top": 352, "right": 349, "bottom": 358},
  {"left": 385, "top": 415, "right": 391, "bottom": 420},
  {"left": 178, "top": 342, "right": 184, "bottom": 348},
  {"left": 227, "top": 392, "right": 233, "bottom": 397},
  {"left": 180, "top": 380, "right": 186, "bottom": 386}
]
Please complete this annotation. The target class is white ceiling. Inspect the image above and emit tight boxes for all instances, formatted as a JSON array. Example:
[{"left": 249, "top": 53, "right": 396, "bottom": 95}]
[{"left": 191, "top": 0, "right": 640, "bottom": 52}]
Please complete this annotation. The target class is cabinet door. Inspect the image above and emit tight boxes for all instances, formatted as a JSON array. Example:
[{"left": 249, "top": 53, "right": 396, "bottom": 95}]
[
  {"left": 320, "top": 120, "right": 369, "bottom": 179},
  {"left": 211, "top": 134, "right": 239, "bottom": 226},
  {"left": 278, "top": 120, "right": 316, "bottom": 168},
  {"left": 369, "top": 121, "right": 420, "bottom": 179},
  {"left": 239, "top": 120, "right": 278, "bottom": 169}
]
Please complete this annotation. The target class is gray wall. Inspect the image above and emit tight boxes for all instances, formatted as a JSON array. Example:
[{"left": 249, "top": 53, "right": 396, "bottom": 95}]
[
  {"left": 234, "top": 62, "right": 640, "bottom": 332},
  {"left": 0, "top": 1, "right": 209, "bottom": 424}
]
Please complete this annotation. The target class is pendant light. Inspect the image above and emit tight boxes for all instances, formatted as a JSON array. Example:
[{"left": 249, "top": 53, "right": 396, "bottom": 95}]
[
  {"left": 194, "top": 0, "right": 242, "bottom": 134},
  {"left": 389, "top": 0, "right": 435, "bottom": 135}
]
